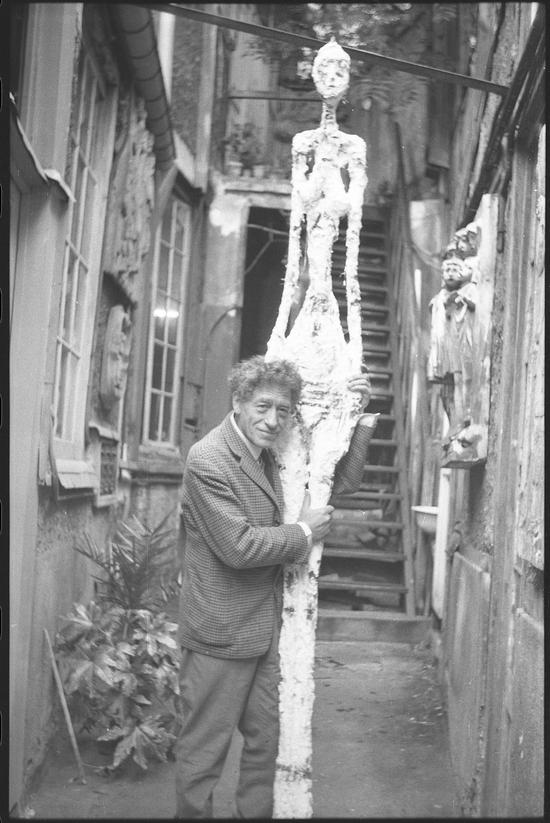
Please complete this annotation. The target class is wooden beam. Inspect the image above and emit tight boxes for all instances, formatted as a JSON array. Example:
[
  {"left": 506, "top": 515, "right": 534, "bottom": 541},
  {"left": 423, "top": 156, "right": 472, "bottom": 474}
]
[{"left": 146, "top": 3, "right": 509, "bottom": 96}]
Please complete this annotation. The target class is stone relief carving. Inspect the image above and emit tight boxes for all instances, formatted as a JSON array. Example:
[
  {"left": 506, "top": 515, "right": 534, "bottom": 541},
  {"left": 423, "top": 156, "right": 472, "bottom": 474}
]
[
  {"left": 99, "top": 305, "right": 132, "bottom": 412},
  {"left": 103, "top": 93, "right": 155, "bottom": 303},
  {"left": 427, "top": 196, "right": 497, "bottom": 467}
]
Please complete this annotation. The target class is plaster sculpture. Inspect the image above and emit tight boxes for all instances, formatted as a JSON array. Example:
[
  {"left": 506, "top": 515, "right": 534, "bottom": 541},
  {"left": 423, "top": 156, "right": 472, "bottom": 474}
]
[
  {"left": 99, "top": 305, "right": 132, "bottom": 412},
  {"left": 428, "top": 221, "right": 484, "bottom": 466},
  {"left": 264, "top": 39, "right": 368, "bottom": 817}
]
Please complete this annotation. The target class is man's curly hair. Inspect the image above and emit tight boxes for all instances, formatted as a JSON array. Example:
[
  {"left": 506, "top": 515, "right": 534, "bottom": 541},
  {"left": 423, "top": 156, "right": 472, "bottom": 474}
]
[{"left": 228, "top": 356, "right": 302, "bottom": 409}]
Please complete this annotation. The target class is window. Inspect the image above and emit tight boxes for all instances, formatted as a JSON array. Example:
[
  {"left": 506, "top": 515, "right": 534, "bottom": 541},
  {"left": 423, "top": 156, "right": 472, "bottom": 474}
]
[
  {"left": 53, "top": 48, "right": 114, "bottom": 452},
  {"left": 143, "top": 195, "right": 191, "bottom": 445}
]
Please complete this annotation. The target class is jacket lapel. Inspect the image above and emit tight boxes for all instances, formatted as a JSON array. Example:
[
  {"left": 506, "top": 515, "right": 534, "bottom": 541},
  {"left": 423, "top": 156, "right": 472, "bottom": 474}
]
[{"left": 221, "top": 415, "right": 284, "bottom": 512}]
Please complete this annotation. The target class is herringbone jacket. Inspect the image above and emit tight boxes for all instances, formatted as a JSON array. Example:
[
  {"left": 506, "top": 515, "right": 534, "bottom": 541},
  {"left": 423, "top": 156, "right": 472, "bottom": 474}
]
[{"left": 179, "top": 413, "right": 309, "bottom": 658}]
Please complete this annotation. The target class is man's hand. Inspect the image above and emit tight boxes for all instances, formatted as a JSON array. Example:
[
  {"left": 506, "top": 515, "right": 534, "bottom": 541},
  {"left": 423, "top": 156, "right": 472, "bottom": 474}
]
[
  {"left": 299, "top": 491, "right": 334, "bottom": 542},
  {"left": 347, "top": 374, "right": 371, "bottom": 408}
]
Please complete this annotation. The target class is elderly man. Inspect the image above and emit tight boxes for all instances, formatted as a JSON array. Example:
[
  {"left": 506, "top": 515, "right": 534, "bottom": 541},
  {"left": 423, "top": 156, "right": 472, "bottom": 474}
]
[{"left": 175, "top": 356, "right": 370, "bottom": 818}]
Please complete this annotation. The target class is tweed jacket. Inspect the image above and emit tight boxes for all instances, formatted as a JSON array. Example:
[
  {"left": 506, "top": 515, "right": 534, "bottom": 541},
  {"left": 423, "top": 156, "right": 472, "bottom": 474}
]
[{"left": 179, "top": 413, "right": 309, "bottom": 658}]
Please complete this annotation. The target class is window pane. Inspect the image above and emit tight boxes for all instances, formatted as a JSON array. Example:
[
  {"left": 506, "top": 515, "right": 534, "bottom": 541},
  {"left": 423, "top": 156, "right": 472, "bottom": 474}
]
[
  {"left": 158, "top": 241, "right": 170, "bottom": 292},
  {"left": 152, "top": 343, "right": 164, "bottom": 390},
  {"left": 80, "top": 69, "right": 95, "bottom": 158},
  {"left": 73, "top": 262, "right": 89, "bottom": 349},
  {"left": 148, "top": 392, "right": 160, "bottom": 441},
  {"left": 55, "top": 347, "right": 70, "bottom": 437},
  {"left": 154, "top": 301, "right": 166, "bottom": 341},
  {"left": 80, "top": 170, "right": 97, "bottom": 263},
  {"left": 71, "top": 154, "right": 86, "bottom": 247},
  {"left": 56, "top": 346, "right": 78, "bottom": 439},
  {"left": 167, "top": 299, "right": 180, "bottom": 345},
  {"left": 165, "top": 347, "right": 175, "bottom": 392},
  {"left": 162, "top": 397, "right": 172, "bottom": 442},
  {"left": 161, "top": 205, "right": 173, "bottom": 243},
  {"left": 62, "top": 249, "right": 77, "bottom": 339},
  {"left": 174, "top": 209, "right": 185, "bottom": 253},
  {"left": 170, "top": 250, "right": 184, "bottom": 298}
]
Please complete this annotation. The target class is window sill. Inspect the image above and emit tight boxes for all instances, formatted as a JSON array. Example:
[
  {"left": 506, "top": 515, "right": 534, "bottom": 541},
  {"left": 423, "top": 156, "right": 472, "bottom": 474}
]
[
  {"left": 53, "top": 458, "right": 97, "bottom": 500},
  {"left": 11, "top": 94, "right": 74, "bottom": 200}
]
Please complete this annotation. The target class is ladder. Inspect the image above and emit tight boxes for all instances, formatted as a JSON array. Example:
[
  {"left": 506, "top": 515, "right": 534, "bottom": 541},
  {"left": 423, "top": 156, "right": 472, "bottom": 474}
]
[{"left": 320, "top": 206, "right": 416, "bottom": 617}]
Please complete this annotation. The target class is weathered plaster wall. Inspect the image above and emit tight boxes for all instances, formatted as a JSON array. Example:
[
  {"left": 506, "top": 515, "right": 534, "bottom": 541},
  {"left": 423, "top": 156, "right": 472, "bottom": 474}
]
[
  {"left": 23, "top": 492, "right": 117, "bottom": 788},
  {"left": 440, "top": 5, "right": 544, "bottom": 816},
  {"left": 504, "top": 608, "right": 544, "bottom": 816},
  {"left": 444, "top": 552, "right": 491, "bottom": 815},
  {"left": 171, "top": 16, "right": 203, "bottom": 153},
  {"left": 130, "top": 481, "right": 182, "bottom": 535}
]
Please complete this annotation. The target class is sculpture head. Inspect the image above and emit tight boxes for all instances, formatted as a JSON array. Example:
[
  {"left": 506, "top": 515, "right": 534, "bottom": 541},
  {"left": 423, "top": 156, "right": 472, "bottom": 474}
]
[
  {"left": 100, "top": 305, "right": 132, "bottom": 410},
  {"left": 441, "top": 242, "right": 472, "bottom": 291},
  {"left": 312, "top": 38, "right": 350, "bottom": 105},
  {"left": 454, "top": 222, "right": 481, "bottom": 258}
]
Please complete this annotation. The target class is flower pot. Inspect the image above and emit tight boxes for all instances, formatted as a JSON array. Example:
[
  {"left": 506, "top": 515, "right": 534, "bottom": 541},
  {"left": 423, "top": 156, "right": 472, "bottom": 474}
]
[
  {"left": 253, "top": 164, "right": 266, "bottom": 179},
  {"left": 225, "top": 160, "right": 243, "bottom": 177},
  {"left": 411, "top": 505, "right": 439, "bottom": 536}
]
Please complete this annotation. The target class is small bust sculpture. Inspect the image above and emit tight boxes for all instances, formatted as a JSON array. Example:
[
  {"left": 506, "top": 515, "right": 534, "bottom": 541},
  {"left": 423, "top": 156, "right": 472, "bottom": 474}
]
[
  {"left": 428, "top": 222, "right": 482, "bottom": 464},
  {"left": 100, "top": 305, "right": 132, "bottom": 412}
]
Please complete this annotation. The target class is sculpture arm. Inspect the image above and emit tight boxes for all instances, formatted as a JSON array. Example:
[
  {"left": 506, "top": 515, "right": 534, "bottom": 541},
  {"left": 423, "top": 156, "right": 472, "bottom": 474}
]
[
  {"left": 332, "top": 412, "right": 378, "bottom": 495},
  {"left": 266, "top": 139, "right": 307, "bottom": 348}
]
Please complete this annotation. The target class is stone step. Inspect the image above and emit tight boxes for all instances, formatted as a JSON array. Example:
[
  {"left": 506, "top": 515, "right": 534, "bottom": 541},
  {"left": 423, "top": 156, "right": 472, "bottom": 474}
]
[
  {"left": 319, "top": 578, "right": 407, "bottom": 593},
  {"left": 317, "top": 610, "right": 431, "bottom": 643},
  {"left": 363, "top": 343, "right": 392, "bottom": 354},
  {"left": 362, "top": 464, "right": 400, "bottom": 473},
  {"left": 330, "top": 515, "right": 403, "bottom": 528},
  {"left": 323, "top": 547, "right": 405, "bottom": 562}
]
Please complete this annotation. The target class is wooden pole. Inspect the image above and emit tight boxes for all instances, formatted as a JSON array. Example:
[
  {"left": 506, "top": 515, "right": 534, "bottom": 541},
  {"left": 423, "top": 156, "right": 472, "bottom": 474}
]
[{"left": 44, "top": 629, "right": 87, "bottom": 784}]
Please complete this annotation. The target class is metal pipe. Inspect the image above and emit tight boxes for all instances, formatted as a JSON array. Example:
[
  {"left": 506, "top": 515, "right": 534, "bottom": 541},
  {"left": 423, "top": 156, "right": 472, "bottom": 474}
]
[
  {"left": 228, "top": 90, "right": 321, "bottom": 102},
  {"left": 110, "top": 5, "right": 175, "bottom": 170},
  {"left": 144, "top": 3, "right": 509, "bottom": 96}
]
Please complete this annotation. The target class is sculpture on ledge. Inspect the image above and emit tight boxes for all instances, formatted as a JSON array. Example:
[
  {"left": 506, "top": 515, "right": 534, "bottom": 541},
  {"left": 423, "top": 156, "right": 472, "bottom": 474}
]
[{"left": 428, "top": 221, "right": 486, "bottom": 467}]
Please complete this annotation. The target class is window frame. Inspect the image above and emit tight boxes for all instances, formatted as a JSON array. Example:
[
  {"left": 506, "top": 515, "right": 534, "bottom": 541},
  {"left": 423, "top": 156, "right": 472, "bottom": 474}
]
[
  {"left": 52, "top": 43, "right": 118, "bottom": 462},
  {"left": 142, "top": 193, "right": 192, "bottom": 448}
]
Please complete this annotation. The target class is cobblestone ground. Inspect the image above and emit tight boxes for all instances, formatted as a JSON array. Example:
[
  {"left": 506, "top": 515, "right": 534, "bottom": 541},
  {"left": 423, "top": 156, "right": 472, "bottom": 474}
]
[{"left": 23, "top": 639, "right": 458, "bottom": 819}]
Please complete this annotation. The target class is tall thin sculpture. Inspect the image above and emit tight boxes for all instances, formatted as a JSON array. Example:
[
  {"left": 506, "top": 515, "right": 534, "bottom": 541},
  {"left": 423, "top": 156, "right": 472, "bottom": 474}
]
[{"left": 265, "top": 39, "right": 368, "bottom": 817}]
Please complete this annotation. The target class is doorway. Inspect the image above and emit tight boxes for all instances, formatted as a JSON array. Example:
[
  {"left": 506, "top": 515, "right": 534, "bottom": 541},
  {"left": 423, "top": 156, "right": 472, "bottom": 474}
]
[{"left": 239, "top": 207, "right": 288, "bottom": 359}]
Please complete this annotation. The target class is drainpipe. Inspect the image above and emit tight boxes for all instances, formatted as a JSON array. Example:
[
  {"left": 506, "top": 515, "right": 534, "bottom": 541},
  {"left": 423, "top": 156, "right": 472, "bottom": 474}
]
[
  {"left": 156, "top": 11, "right": 175, "bottom": 101},
  {"left": 109, "top": 4, "right": 175, "bottom": 171}
]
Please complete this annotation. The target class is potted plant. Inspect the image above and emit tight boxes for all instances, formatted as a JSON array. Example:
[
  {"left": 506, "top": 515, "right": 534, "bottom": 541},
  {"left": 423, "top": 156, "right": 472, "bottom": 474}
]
[
  {"left": 223, "top": 125, "right": 244, "bottom": 176},
  {"left": 252, "top": 163, "right": 266, "bottom": 180},
  {"left": 239, "top": 122, "right": 262, "bottom": 174},
  {"left": 54, "top": 514, "right": 182, "bottom": 772}
]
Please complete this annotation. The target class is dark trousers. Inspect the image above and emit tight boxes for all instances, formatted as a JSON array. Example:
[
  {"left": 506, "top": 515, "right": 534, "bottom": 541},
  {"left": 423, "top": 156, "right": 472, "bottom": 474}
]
[{"left": 175, "top": 625, "right": 280, "bottom": 818}]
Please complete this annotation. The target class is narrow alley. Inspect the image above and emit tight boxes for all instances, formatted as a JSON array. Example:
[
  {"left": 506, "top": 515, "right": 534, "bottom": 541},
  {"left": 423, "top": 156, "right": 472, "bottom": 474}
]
[
  {"left": 8, "top": 3, "right": 544, "bottom": 819},
  {"left": 24, "top": 639, "right": 456, "bottom": 819}
]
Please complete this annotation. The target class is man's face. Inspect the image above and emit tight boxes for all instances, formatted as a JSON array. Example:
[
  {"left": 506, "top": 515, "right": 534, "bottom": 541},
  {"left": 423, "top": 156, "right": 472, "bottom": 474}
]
[{"left": 233, "top": 384, "right": 293, "bottom": 449}]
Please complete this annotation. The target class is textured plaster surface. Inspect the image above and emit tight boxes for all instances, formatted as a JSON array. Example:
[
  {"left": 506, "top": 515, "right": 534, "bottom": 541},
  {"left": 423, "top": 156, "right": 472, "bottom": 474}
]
[{"left": 23, "top": 494, "right": 116, "bottom": 789}]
